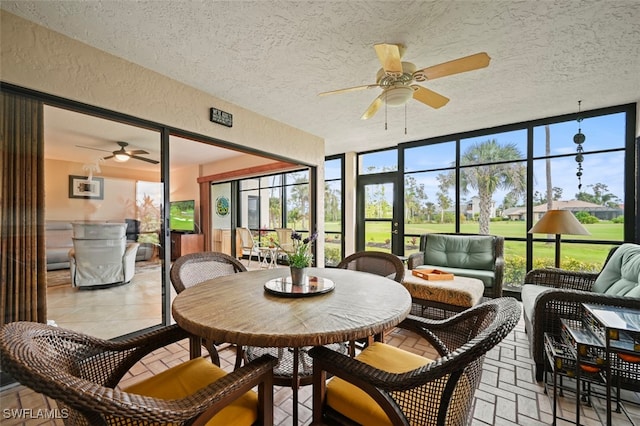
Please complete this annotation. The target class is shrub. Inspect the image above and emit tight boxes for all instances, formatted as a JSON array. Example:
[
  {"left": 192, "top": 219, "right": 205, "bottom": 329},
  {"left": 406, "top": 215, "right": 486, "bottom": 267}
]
[
  {"left": 575, "top": 211, "right": 599, "bottom": 224},
  {"left": 324, "top": 247, "right": 341, "bottom": 266},
  {"left": 612, "top": 215, "right": 624, "bottom": 224},
  {"left": 503, "top": 254, "right": 603, "bottom": 287}
]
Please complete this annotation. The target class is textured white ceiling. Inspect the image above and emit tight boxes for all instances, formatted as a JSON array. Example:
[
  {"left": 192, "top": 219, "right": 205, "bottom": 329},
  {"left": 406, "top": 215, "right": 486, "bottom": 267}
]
[{"left": 3, "top": 0, "right": 640, "bottom": 157}]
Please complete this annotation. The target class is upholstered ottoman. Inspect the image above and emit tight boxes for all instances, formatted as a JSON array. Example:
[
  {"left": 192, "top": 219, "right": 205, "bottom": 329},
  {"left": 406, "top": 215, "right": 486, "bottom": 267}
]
[{"left": 402, "top": 274, "right": 485, "bottom": 318}]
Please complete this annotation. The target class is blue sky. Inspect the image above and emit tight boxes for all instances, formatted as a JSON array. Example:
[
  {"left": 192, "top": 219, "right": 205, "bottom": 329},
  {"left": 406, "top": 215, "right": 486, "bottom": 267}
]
[{"left": 350, "top": 111, "right": 627, "bottom": 207}]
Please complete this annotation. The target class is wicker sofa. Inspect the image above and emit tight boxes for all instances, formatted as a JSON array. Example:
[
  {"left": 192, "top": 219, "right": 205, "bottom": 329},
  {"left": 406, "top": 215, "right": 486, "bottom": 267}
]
[
  {"left": 408, "top": 233, "right": 504, "bottom": 298},
  {"left": 522, "top": 243, "right": 640, "bottom": 382}
]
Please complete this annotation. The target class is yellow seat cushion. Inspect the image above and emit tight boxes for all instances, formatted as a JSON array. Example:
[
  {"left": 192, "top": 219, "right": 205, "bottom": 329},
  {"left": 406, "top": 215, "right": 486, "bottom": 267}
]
[
  {"left": 326, "top": 342, "right": 432, "bottom": 426},
  {"left": 123, "top": 357, "right": 258, "bottom": 426}
]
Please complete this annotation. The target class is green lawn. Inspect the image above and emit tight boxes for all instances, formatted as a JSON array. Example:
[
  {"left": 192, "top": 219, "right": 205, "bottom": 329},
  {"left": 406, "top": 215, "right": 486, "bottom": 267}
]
[{"left": 325, "top": 220, "right": 622, "bottom": 269}]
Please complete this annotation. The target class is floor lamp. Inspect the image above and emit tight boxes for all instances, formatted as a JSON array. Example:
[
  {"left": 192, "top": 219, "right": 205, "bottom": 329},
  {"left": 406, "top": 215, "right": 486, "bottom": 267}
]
[{"left": 528, "top": 210, "right": 591, "bottom": 268}]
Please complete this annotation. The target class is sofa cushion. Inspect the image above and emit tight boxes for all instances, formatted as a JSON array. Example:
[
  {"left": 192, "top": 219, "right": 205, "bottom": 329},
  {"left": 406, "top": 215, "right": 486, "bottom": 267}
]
[
  {"left": 415, "top": 264, "right": 495, "bottom": 289},
  {"left": 592, "top": 243, "right": 640, "bottom": 297},
  {"left": 521, "top": 284, "right": 551, "bottom": 325},
  {"left": 45, "top": 221, "right": 74, "bottom": 250},
  {"left": 424, "top": 234, "right": 496, "bottom": 271}
]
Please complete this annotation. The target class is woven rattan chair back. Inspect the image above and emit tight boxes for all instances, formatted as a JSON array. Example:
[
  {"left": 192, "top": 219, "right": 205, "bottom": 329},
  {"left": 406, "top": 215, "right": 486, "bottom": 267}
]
[
  {"left": 337, "top": 250, "right": 406, "bottom": 283},
  {"left": 0, "top": 322, "right": 277, "bottom": 426},
  {"left": 310, "top": 297, "right": 521, "bottom": 425},
  {"left": 170, "top": 251, "right": 247, "bottom": 293},
  {"left": 170, "top": 251, "right": 247, "bottom": 366}
]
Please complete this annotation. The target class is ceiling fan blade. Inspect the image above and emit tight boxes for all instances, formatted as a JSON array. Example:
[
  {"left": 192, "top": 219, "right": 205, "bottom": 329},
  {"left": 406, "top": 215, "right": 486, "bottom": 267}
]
[
  {"left": 412, "top": 85, "right": 450, "bottom": 109},
  {"left": 361, "top": 95, "right": 383, "bottom": 120},
  {"left": 374, "top": 43, "right": 403, "bottom": 77},
  {"left": 128, "top": 149, "right": 149, "bottom": 155},
  {"left": 102, "top": 155, "right": 115, "bottom": 160},
  {"left": 131, "top": 155, "right": 159, "bottom": 164},
  {"left": 319, "top": 84, "right": 380, "bottom": 96},
  {"left": 414, "top": 52, "right": 491, "bottom": 81},
  {"left": 76, "top": 145, "right": 112, "bottom": 153}
]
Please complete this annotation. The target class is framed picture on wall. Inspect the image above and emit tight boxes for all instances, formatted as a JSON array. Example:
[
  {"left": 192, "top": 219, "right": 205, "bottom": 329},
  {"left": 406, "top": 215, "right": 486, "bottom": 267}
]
[{"left": 68, "top": 175, "right": 104, "bottom": 200}]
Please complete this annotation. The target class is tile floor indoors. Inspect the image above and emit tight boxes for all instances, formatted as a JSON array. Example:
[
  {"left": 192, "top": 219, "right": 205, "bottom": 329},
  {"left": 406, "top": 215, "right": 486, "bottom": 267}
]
[{"left": 1, "top": 258, "right": 639, "bottom": 425}]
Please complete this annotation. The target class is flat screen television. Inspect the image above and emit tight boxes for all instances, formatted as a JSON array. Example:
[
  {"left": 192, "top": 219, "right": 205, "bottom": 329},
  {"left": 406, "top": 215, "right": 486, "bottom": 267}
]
[{"left": 169, "top": 200, "right": 196, "bottom": 233}]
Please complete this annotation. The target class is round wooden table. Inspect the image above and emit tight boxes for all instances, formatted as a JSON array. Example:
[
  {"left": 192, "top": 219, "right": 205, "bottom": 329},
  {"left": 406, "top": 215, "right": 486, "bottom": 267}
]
[{"left": 172, "top": 267, "right": 412, "bottom": 424}]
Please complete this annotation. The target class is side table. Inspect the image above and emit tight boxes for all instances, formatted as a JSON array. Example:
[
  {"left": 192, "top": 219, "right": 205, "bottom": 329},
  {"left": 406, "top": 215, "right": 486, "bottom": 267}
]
[{"left": 543, "top": 304, "right": 640, "bottom": 426}]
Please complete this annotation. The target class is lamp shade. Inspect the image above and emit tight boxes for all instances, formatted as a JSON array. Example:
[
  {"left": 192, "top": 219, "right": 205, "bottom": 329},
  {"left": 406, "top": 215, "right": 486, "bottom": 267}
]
[
  {"left": 384, "top": 86, "right": 414, "bottom": 106},
  {"left": 528, "top": 210, "right": 591, "bottom": 235}
]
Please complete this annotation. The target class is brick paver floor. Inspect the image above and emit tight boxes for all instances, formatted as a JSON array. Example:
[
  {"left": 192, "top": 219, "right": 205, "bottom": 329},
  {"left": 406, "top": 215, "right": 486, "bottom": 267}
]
[{"left": 2, "top": 307, "right": 639, "bottom": 425}]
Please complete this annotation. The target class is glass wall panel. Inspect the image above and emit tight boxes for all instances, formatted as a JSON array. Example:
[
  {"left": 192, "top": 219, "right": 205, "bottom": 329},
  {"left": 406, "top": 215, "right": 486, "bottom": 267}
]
[
  {"left": 365, "top": 182, "right": 394, "bottom": 219},
  {"left": 359, "top": 149, "right": 398, "bottom": 174},
  {"left": 404, "top": 171, "right": 456, "bottom": 235},
  {"left": 532, "top": 112, "right": 626, "bottom": 157},
  {"left": 364, "top": 221, "right": 391, "bottom": 252},
  {"left": 460, "top": 130, "right": 527, "bottom": 166},
  {"left": 404, "top": 235, "right": 421, "bottom": 257},
  {"left": 503, "top": 240, "right": 527, "bottom": 287},
  {"left": 531, "top": 152, "right": 624, "bottom": 241},
  {"left": 285, "top": 184, "right": 310, "bottom": 231},
  {"left": 260, "top": 174, "right": 283, "bottom": 187},
  {"left": 262, "top": 186, "right": 282, "bottom": 230},
  {"left": 325, "top": 158, "right": 342, "bottom": 180},
  {"left": 457, "top": 159, "right": 527, "bottom": 235},
  {"left": 286, "top": 170, "right": 309, "bottom": 184},
  {"left": 404, "top": 141, "right": 456, "bottom": 172},
  {"left": 324, "top": 233, "right": 342, "bottom": 266},
  {"left": 531, "top": 241, "right": 614, "bottom": 272},
  {"left": 241, "top": 178, "right": 259, "bottom": 190},
  {"left": 325, "top": 181, "right": 342, "bottom": 229},
  {"left": 324, "top": 157, "right": 343, "bottom": 266}
]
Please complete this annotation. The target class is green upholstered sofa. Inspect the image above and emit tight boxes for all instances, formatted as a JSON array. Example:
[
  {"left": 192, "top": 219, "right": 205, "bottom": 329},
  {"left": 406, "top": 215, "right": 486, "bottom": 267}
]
[
  {"left": 407, "top": 233, "right": 505, "bottom": 298},
  {"left": 522, "top": 243, "right": 640, "bottom": 382}
]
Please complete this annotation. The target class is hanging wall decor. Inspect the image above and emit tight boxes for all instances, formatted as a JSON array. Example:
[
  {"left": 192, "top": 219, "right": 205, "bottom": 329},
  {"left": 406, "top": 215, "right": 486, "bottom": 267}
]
[{"left": 573, "top": 100, "right": 586, "bottom": 190}]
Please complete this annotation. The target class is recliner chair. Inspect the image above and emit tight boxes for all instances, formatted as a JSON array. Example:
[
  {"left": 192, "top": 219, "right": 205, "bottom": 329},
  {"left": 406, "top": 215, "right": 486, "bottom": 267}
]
[{"left": 69, "top": 222, "right": 138, "bottom": 288}]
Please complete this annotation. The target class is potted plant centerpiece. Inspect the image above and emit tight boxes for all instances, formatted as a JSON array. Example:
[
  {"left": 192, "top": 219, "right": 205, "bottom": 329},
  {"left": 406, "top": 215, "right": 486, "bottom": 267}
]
[{"left": 278, "top": 231, "right": 317, "bottom": 285}]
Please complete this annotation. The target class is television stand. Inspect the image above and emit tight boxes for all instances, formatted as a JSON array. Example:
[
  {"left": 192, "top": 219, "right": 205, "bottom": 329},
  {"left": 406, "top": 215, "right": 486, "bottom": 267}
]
[{"left": 170, "top": 232, "right": 204, "bottom": 261}]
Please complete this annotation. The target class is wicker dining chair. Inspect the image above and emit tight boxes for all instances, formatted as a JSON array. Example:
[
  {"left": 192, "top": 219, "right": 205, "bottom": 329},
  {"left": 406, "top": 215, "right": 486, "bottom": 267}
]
[
  {"left": 0, "top": 321, "right": 277, "bottom": 426},
  {"left": 170, "top": 251, "right": 247, "bottom": 367},
  {"left": 337, "top": 250, "right": 406, "bottom": 283},
  {"left": 337, "top": 250, "right": 406, "bottom": 354},
  {"left": 309, "top": 297, "right": 521, "bottom": 426}
]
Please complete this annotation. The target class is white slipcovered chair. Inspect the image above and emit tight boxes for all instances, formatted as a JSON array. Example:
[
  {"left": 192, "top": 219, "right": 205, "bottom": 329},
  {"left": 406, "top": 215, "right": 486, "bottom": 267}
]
[{"left": 69, "top": 222, "right": 138, "bottom": 288}]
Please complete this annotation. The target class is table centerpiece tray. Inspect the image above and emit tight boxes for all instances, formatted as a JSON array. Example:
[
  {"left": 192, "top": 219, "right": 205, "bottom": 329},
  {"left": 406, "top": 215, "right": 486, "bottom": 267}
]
[
  {"left": 412, "top": 269, "right": 454, "bottom": 281},
  {"left": 264, "top": 276, "right": 335, "bottom": 298}
]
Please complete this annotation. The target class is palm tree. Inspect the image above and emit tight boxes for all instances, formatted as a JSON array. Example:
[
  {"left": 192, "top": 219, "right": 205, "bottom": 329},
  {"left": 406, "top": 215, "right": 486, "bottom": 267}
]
[{"left": 440, "top": 139, "right": 526, "bottom": 234}]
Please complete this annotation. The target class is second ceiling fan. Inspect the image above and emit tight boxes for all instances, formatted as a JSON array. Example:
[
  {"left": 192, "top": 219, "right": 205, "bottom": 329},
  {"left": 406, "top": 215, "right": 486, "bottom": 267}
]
[
  {"left": 78, "top": 141, "right": 159, "bottom": 164},
  {"left": 319, "top": 43, "right": 491, "bottom": 120}
]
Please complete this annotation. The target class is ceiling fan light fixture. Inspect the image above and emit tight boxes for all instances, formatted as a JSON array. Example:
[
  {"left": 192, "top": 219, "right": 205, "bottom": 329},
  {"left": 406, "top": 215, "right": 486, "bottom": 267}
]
[
  {"left": 114, "top": 152, "right": 130, "bottom": 162},
  {"left": 384, "top": 86, "right": 414, "bottom": 106}
]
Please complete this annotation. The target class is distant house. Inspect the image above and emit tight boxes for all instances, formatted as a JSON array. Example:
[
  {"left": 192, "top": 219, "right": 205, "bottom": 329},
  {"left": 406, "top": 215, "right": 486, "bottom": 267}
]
[
  {"left": 465, "top": 197, "right": 496, "bottom": 219},
  {"left": 503, "top": 200, "right": 623, "bottom": 221}
]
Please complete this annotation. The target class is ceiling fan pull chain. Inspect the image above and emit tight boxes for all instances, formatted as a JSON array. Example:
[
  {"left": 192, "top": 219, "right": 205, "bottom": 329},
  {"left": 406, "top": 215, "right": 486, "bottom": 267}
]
[
  {"left": 384, "top": 92, "right": 388, "bottom": 131},
  {"left": 404, "top": 103, "right": 407, "bottom": 135}
]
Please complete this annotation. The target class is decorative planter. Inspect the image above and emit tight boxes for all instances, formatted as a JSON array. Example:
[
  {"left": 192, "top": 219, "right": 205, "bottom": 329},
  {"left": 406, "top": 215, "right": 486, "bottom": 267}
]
[{"left": 289, "top": 266, "right": 307, "bottom": 286}]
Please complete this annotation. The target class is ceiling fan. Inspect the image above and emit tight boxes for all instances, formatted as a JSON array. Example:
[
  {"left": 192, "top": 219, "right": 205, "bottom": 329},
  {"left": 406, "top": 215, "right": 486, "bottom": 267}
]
[
  {"left": 319, "top": 43, "right": 491, "bottom": 120},
  {"left": 77, "top": 141, "right": 159, "bottom": 164}
]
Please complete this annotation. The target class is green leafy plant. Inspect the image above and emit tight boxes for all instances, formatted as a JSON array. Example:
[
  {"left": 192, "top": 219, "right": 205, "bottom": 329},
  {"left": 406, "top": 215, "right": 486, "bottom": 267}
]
[{"left": 277, "top": 231, "right": 317, "bottom": 268}]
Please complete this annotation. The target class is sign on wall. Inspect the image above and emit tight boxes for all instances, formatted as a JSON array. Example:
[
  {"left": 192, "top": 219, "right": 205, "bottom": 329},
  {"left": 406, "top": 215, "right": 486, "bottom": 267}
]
[{"left": 210, "top": 107, "right": 233, "bottom": 127}]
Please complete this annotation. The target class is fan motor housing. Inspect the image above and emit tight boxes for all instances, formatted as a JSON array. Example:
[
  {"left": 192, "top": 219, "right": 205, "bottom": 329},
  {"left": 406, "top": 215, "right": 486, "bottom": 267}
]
[{"left": 376, "top": 62, "right": 416, "bottom": 87}]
